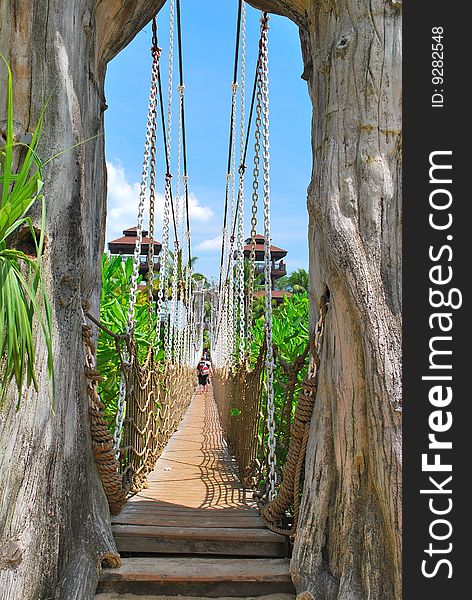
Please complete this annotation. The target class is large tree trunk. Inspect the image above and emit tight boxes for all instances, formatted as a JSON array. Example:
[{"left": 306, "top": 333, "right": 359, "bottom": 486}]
[
  {"left": 0, "top": 2, "right": 164, "bottom": 599},
  {"left": 0, "top": 0, "right": 401, "bottom": 598},
  {"left": 251, "top": 1, "right": 402, "bottom": 598}
]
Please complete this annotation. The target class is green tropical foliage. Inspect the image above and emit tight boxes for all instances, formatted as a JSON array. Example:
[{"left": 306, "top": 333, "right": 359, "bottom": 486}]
[
  {"left": 275, "top": 267, "right": 309, "bottom": 293},
  {"left": 0, "top": 56, "right": 54, "bottom": 404},
  {"left": 139, "top": 249, "right": 207, "bottom": 304},
  {"left": 96, "top": 249, "right": 207, "bottom": 428},
  {"left": 96, "top": 254, "right": 161, "bottom": 426},
  {"left": 249, "top": 292, "right": 310, "bottom": 470}
]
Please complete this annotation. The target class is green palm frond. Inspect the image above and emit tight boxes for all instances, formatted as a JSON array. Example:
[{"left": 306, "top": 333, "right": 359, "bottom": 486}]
[{"left": 0, "top": 55, "right": 54, "bottom": 405}]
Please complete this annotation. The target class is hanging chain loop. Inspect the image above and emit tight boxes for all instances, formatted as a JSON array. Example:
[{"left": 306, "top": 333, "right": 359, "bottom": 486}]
[
  {"left": 246, "top": 62, "right": 262, "bottom": 339},
  {"left": 236, "top": 0, "right": 247, "bottom": 363},
  {"left": 258, "top": 13, "right": 276, "bottom": 500},
  {"left": 127, "top": 42, "right": 160, "bottom": 334}
]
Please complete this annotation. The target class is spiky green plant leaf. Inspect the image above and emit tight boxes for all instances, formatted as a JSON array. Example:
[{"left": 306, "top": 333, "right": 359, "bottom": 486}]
[{"left": 0, "top": 55, "right": 54, "bottom": 405}]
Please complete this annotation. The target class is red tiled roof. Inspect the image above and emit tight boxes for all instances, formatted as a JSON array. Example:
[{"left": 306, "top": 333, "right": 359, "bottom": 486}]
[
  {"left": 243, "top": 244, "right": 287, "bottom": 254},
  {"left": 109, "top": 235, "right": 161, "bottom": 247},
  {"left": 243, "top": 234, "right": 287, "bottom": 255},
  {"left": 253, "top": 290, "right": 292, "bottom": 299}
]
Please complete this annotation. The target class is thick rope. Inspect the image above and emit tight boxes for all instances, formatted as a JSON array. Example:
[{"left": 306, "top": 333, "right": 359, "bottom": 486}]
[
  {"left": 260, "top": 295, "right": 329, "bottom": 537},
  {"left": 121, "top": 343, "right": 195, "bottom": 493},
  {"left": 273, "top": 343, "right": 310, "bottom": 449},
  {"left": 83, "top": 318, "right": 195, "bottom": 505},
  {"left": 82, "top": 324, "right": 127, "bottom": 516}
]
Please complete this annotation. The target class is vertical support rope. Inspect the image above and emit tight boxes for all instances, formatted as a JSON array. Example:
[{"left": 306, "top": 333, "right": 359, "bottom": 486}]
[
  {"left": 237, "top": 1, "right": 247, "bottom": 363},
  {"left": 259, "top": 13, "right": 276, "bottom": 500},
  {"left": 261, "top": 296, "right": 329, "bottom": 536},
  {"left": 158, "top": 0, "right": 175, "bottom": 354},
  {"left": 246, "top": 57, "right": 262, "bottom": 343},
  {"left": 127, "top": 44, "right": 160, "bottom": 335}
]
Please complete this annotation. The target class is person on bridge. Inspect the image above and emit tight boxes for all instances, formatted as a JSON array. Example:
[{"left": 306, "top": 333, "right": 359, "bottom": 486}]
[{"left": 197, "top": 356, "right": 213, "bottom": 394}]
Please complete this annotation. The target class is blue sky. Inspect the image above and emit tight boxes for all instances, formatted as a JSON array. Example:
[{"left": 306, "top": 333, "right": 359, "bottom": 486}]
[{"left": 104, "top": 0, "right": 311, "bottom": 279}]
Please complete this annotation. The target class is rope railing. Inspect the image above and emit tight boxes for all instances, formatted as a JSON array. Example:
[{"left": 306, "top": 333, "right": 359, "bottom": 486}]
[
  {"left": 121, "top": 346, "right": 194, "bottom": 493},
  {"left": 212, "top": 295, "right": 329, "bottom": 537},
  {"left": 82, "top": 323, "right": 127, "bottom": 516},
  {"left": 83, "top": 324, "right": 196, "bottom": 512},
  {"left": 260, "top": 295, "right": 329, "bottom": 536},
  {"left": 212, "top": 343, "right": 266, "bottom": 487}
]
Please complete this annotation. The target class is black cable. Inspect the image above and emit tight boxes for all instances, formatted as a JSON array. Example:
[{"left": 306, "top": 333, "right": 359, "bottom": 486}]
[
  {"left": 176, "top": 0, "right": 192, "bottom": 267},
  {"left": 156, "top": 61, "right": 179, "bottom": 248},
  {"left": 152, "top": 17, "right": 158, "bottom": 50},
  {"left": 217, "top": 0, "right": 244, "bottom": 296},
  {"left": 153, "top": 14, "right": 188, "bottom": 305},
  {"left": 230, "top": 48, "right": 262, "bottom": 245},
  {"left": 214, "top": 15, "right": 269, "bottom": 345}
]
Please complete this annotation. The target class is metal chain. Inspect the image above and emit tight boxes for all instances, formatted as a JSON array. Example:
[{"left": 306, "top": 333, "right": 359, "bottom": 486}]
[
  {"left": 223, "top": 281, "right": 230, "bottom": 367},
  {"left": 246, "top": 65, "right": 262, "bottom": 339},
  {"left": 169, "top": 237, "right": 180, "bottom": 361},
  {"left": 147, "top": 81, "right": 159, "bottom": 326},
  {"left": 127, "top": 47, "right": 160, "bottom": 334},
  {"left": 160, "top": 0, "right": 175, "bottom": 355},
  {"left": 158, "top": 175, "right": 171, "bottom": 350},
  {"left": 237, "top": 1, "right": 247, "bottom": 363},
  {"left": 183, "top": 177, "right": 192, "bottom": 364},
  {"left": 170, "top": 84, "right": 184, "bottom": 360},
  {"left": 259, "top": 14, "right": 276, "bottom": 500},
  {"left": 113, "top": 369, "right": 127, "bottom": 459},
  {"left": 167, "top": 0, "right": 175, "bottom": 152},
  {"left": 227, "top": 81, "right": 238, "bottom": 368}
]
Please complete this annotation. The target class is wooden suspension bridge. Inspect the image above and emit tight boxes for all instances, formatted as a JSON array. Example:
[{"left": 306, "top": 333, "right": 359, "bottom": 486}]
[
  {"left": 96, "top": 388, "right": 294, "bottom": 597},
  {"left": 79, "top": 5, "right": 329, "bottom": 596}
]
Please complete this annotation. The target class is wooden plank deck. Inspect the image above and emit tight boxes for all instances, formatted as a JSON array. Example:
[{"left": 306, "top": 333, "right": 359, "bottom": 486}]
[
  {"left": 98, "top": 388, "right": 293, "bottom": 597},
  {"left": 127, "top": 387, "right": 255, "bottom": 510}
]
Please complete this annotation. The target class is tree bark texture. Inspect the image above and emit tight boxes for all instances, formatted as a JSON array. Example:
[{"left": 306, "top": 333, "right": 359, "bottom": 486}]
[
  {"left": 250, "top": 1, "right": 402, "bottom": 598},
  {"left": 0, "top": 1, "right": 402, "bottom": 599},
  {"left": 0, "top": 2, "right": 165, "bottom": 599}
]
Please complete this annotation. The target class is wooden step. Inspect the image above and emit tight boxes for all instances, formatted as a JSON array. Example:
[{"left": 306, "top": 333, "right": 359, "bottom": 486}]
[
  {"left": 112, "top": 524, "right": 289, "bottom": 557},
  {"left": 112, "top": 512, "right": 265, "bottom": 529},
  {"left": 97, "top": 557, "right": 295, "bottom": 597}
]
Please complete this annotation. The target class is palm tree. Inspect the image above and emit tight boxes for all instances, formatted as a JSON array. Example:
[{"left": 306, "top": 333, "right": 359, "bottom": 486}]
[
  {"left": 275, "top": 267, "right": 309, "bottom": 293},
  {"left": 139, "top": 250, "right": 207, "bottom": 305},
  {"left": 167, "top": 249, "right": 207, "bottom": 301}
]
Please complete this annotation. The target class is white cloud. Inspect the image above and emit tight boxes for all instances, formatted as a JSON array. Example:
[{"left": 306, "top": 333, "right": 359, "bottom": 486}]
[
  {"left": 196, "top": 235, "right": 223, "bottom": 252},
  {"left": 106, "top": 161, "right": 214, "bottom": 243},
  {"left": 188, "top": 193, "right": 214, "bottom": 221}
]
